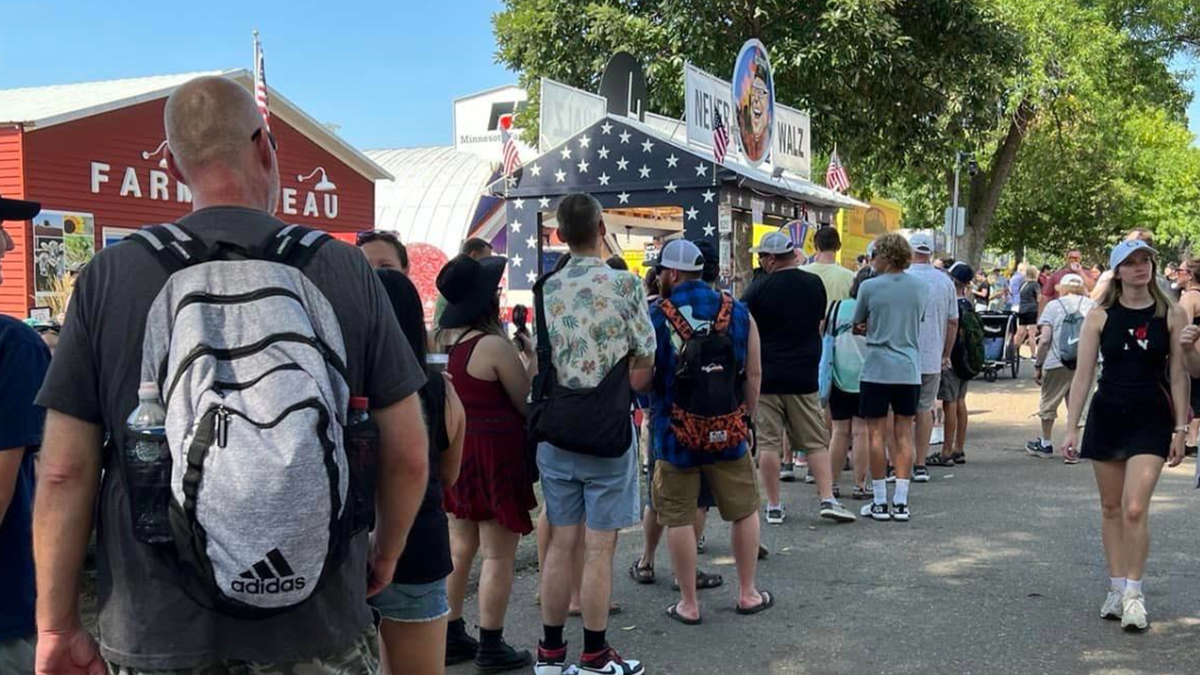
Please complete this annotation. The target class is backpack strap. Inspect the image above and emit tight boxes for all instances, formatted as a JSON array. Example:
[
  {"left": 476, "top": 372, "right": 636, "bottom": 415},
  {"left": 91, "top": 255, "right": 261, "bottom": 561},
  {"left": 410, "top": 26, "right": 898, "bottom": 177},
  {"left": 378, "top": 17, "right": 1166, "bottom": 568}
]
[
  {"left": 659, "top": 299, "right": 694, "bottom": 341},
  {"left": 825, "top": 300, "right": 841, "bottom": 337},
  {"left": 265, "top": 224, "right": 333, "bottom": 268},
  {"left": 712, "top": 294, "right": 735, "bottom": 334},
  {"left": 129, "top": 223, "right": 209, "bottom": 274}
]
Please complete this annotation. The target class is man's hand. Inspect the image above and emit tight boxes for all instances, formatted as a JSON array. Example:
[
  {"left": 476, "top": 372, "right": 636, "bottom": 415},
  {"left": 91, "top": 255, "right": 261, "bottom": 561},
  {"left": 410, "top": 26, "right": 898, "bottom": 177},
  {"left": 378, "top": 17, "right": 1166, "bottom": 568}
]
[
  {"left": 1034, "top": 366, "right": 1044, "bottom": 386},
  {"left": 36, "top": 626, "right": 105, "bottom": 675},
  {"left": 1169, "top": 431, "right": 1186, "bottom": 468},
  {"left": 1181, "top": 325, "right": 1200, "bottom": 348},
  {"left": 941, "top": 356, "right": 952, "bottom": 372},
  {"left": 367, "top": 535, "right": 399, "bottom": 598}
]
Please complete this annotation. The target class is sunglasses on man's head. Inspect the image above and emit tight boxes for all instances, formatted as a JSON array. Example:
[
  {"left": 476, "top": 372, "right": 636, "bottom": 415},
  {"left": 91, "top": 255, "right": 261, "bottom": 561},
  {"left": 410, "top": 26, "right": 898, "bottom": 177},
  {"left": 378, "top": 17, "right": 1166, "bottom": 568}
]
[
  {"left": 356, "top": 230, "right": 402, "bottom": 246},
  {"left": 251, "top": 128, "right": 278, "bottom": 151}
]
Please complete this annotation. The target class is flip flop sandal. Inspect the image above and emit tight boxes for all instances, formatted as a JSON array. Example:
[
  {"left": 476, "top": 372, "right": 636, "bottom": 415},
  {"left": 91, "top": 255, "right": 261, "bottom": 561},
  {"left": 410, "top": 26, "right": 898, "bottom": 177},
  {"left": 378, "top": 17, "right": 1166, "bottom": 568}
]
[
  {"left": 629, "top": 560, "right": 655, "bottom": 585},
  {"left": 926, "top": 453, "right": 955, "bottom": 467},
  {"left": 736, "top": 590, "right": 775, "bottom": 616},
  {"left": 951, "top": 453, "right": 966, "bottom": 464},
  {"left": 672, "top": 570, "right": 724, "bottom": 591},
  {"left": 851, "top": 486, "right": 871, "bottom": 501},
  {"left": 665, "top": 602, "right": 703, "bottom": 626}
]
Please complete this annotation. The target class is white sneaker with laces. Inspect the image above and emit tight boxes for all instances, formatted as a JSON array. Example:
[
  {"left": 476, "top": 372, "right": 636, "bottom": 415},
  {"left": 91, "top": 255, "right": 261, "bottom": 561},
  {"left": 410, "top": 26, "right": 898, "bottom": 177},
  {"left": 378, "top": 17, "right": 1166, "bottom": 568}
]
[
  {"left": 1121, "top": 591, "right": 1148, "bottom": 631},
  {"left": 1100, "top": 587, "right": 1123, "bottom": 620}
]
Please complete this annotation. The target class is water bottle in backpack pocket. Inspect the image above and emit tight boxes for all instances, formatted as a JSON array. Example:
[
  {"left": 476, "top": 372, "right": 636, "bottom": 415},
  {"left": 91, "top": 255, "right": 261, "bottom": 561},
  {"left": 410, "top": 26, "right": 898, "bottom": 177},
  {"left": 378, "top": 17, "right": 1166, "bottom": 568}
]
[{"left": 125, "top": 382, "right": 172, "bottom": 545}]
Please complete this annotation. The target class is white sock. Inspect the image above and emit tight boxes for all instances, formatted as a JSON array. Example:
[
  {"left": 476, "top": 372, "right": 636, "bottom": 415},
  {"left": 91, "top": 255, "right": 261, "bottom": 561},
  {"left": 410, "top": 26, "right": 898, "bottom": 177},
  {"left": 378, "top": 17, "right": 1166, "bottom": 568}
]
[
  {"left": 872, "top": 480, "right": 888, "bottom": 505},
  {"left": 1110, "top": 576, "right": 1126, "bottom": 592},
  {"left": 894, "top": 479, "right": 911, "bottom": 505},
  {"left": 1126, "top": 579, "right": 1143, "bottom": 596},
  {"left": 1040, "top": 438, "right": 1052, "bottom": 447},
  {"left": 767, "top": 503, "right": 782, "bottom": 511}
]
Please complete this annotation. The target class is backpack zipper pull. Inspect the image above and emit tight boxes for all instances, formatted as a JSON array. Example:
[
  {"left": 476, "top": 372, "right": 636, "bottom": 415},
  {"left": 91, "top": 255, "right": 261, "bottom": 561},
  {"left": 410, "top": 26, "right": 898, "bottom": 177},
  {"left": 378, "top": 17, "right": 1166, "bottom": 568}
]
[{"left": 215, "top": 406, "right": 230, "bottom": 448}]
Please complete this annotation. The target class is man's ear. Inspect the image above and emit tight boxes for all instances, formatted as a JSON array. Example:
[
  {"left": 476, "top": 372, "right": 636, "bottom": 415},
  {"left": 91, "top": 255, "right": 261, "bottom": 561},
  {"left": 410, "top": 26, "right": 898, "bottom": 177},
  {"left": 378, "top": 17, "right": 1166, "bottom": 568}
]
[{"left": 165, "top": 147, "right": 188, "bottom": 185}]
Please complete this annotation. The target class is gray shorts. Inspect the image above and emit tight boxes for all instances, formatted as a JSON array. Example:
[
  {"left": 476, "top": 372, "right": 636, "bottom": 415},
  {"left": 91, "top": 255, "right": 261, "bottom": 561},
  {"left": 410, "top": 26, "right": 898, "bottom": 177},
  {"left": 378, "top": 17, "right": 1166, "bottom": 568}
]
[
  {"left": 918, "top": 373, "right": 942, "bottom": 412},
  {"left": 0, "top": 635, "right": 34, "bottom": 675},
  {"left": 538, "top": 438, "right": 640, "bottom": 531},
  {"left": 369, "top": 578, "right": 450, "bottom": 623},
  {"left": 938, "top": 367, "right": 969, "bottom": 402}
]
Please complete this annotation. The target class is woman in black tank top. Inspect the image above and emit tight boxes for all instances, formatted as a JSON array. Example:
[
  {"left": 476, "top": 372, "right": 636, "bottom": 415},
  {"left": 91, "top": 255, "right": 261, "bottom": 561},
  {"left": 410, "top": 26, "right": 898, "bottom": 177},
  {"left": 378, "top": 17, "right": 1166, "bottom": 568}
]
[{"left": 1062, "top": 240, "right": 1187, "bottom": 633}]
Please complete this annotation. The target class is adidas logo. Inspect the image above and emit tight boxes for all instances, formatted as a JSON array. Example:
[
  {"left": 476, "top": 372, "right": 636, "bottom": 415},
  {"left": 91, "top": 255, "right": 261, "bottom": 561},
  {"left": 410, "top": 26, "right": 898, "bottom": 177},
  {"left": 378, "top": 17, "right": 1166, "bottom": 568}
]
[{"left": 230, "top": 548, "right": 307, "bottom": 595}]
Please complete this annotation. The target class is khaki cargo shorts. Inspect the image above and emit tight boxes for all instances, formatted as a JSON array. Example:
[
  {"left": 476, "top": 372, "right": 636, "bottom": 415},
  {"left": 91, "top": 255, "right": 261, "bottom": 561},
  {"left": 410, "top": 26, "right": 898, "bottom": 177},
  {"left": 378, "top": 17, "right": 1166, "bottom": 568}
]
[
  {"left": 756, "top": 393, "right": 829, "bottom": 456},
  {"left": 653, "top": 453, "right": 760, "bottom": 528},
  {"left": 105, "top": 628, "right": 379, "bottom": 675}
]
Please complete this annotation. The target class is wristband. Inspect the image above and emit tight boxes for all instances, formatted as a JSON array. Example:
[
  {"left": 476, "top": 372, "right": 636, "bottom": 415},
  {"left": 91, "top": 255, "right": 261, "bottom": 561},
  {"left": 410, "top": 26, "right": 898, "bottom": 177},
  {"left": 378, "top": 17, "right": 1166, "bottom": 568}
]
[{"left": 1175, "top": 425, "right": 1189, "bottom": 433}]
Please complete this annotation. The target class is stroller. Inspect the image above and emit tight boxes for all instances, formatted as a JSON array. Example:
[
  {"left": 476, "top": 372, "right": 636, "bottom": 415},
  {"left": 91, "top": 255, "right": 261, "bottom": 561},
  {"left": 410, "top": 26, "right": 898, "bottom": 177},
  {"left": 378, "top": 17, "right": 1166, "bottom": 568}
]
[{"left": 978, "top": 312, "right": 1020, "bottom": 382}]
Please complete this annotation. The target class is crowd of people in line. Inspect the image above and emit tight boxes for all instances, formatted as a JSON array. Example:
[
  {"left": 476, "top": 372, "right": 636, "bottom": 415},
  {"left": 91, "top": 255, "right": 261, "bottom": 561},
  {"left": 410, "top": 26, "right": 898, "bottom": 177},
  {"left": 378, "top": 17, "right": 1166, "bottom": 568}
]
[{"left": 0, "top": 76, "right": 1194, "bottom": 675}]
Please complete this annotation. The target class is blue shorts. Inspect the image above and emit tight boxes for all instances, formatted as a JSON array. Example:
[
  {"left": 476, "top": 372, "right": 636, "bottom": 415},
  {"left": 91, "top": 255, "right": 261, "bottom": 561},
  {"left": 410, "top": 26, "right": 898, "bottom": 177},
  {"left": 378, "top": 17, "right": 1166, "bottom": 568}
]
[
  {"left": 538, "top": 438, "right": 641, "bottom": 531},
  {"left": 368, "top": 578, "right": 450, "bottom": 623}
]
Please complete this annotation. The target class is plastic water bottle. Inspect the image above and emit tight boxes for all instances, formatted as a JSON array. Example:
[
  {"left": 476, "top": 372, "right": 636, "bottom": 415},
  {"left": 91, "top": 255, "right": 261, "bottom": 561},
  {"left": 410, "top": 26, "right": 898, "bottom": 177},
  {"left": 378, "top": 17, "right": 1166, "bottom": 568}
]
[
  {"left": 345, "top": 396, "right": 378, "bottom": 532},
  {"left": 126, "top": 382, "right": 171, "bottom": 544}
]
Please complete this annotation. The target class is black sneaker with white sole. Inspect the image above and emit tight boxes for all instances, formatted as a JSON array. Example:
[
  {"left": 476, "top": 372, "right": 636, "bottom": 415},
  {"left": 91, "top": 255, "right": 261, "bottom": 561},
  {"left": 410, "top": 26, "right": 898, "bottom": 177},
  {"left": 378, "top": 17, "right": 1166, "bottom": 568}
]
[
  {"left": 912, "top": 467, "right": 930, "bottom": 483},
  {"left": 861, "top": 502, "right": 891, "bottom": 521},
  {"left": 891, "top": 503, "right": 910, "bottom": 522},
  {"left": 1025, "top": 440, "right": 1053, "bottom": 458}
]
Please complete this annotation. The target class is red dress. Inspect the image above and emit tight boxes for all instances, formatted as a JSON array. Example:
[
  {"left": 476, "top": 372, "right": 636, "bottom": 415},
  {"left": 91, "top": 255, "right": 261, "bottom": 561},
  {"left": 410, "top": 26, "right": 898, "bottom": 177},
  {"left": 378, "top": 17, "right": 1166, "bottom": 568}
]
[{"left": 442, "top": 334, "right": 536, "bottom": 534}]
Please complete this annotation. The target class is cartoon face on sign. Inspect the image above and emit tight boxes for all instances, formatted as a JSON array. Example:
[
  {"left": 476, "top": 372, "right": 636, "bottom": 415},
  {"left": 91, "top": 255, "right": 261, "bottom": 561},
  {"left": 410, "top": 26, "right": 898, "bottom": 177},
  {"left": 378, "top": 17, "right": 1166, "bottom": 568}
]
[{"left": 733, "top": 39, "right": 774, "bottom": 167}]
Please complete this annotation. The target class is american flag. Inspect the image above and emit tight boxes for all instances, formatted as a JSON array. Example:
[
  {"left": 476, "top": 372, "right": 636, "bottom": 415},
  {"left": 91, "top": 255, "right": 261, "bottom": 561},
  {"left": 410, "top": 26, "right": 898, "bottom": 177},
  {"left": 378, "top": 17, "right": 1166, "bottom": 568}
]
[
  {"left": 826, "top": 146, "right": 850, "bottom": 193},
  {"left": 501, "top": 120, "right": 521, "bottom": 178},
  {"left": 712, "top": 109, "right": 730, "bottom": 164},
  {"left": 253, "top": 31, "right": 270, "bottom": 130}
]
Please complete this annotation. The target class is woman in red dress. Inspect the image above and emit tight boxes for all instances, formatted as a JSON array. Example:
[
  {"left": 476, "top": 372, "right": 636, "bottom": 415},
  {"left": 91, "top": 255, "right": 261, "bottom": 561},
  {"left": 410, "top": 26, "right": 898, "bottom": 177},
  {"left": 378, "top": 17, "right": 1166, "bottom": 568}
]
[{"left": 435, "top": 254, "right": 537, "bottom": 672}]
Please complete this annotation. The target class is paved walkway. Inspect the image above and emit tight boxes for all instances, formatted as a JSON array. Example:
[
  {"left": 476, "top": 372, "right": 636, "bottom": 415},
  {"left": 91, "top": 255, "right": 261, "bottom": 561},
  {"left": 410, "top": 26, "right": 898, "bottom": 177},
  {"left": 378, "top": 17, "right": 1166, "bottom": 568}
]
[{"left": 450, "top": 369, "right": 1200, "bottom": 675}]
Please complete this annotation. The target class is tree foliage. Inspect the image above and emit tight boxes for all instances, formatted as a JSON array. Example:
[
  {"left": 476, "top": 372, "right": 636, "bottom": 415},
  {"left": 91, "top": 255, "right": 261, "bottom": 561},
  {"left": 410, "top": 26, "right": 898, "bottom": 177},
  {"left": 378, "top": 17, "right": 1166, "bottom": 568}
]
[{"left": 493, "top": 0, "right": 1200, "bottom": 265}]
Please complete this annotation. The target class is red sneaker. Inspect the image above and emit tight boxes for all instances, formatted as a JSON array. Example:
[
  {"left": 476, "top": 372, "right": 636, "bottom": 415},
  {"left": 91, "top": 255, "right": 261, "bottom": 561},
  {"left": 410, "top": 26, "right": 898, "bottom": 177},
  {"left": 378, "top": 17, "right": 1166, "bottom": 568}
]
[{"left": 578, "top": 646, "right": 644, "bottom": 675}]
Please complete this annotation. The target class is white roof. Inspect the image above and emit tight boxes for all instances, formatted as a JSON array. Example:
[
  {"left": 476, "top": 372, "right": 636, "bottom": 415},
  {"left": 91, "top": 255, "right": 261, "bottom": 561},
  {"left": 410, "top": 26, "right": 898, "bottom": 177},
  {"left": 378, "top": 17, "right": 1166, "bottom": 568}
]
[
  {"left": 368, "top": 146, "right": 499, "bottom": 258},
  {"left": 0, "top": 69, "right": 391, "bottom": 182}
]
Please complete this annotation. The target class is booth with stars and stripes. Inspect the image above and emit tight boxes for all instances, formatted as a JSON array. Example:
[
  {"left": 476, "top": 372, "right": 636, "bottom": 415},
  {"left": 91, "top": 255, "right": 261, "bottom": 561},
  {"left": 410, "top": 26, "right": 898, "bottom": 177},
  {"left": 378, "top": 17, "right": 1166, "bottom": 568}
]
[{"left": 487, "top": 113, "right": 865, "bottom": 295}]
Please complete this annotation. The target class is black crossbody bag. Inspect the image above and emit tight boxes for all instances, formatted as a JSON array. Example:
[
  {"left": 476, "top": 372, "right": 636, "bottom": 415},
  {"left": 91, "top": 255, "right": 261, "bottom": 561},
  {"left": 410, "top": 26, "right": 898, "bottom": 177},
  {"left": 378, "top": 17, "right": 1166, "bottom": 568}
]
[{"left": 528, "top": 270, "right": 633, "bottom": 458}]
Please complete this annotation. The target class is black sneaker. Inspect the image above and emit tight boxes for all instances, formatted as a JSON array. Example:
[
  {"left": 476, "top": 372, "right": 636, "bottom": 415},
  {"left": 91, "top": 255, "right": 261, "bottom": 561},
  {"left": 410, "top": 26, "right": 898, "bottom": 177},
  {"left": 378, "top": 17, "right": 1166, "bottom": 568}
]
[
  {"left": 475, "top": 639, "right": 532, "bottom": 674},
  {"left": 912, "top": 467, "right": 930, "bottom": 483},
  {"left": 891, "top": 503, "right": 910, "bottom": 522},
  {"left": 446, "top": 624, "right": 479, "bottom": 666},
  {"left": 1025, "top": 440, "right": 1053, "bottom": 458},
  {"left": 885, "top": 465, "right": 896, "bottom": 483},
  {"left": 860, "top": 502, "right": 891, "bottom": 521}
]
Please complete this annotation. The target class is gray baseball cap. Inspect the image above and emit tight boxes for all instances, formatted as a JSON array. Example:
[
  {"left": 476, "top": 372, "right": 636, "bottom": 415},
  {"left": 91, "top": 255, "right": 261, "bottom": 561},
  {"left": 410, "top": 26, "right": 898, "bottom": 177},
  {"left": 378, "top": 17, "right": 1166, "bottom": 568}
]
[
  {"left": 751, "top": 231, "right": 794, "bottom": 255},
  {"left": 656, "top": 239, "right": 705, "bottom": 272}
]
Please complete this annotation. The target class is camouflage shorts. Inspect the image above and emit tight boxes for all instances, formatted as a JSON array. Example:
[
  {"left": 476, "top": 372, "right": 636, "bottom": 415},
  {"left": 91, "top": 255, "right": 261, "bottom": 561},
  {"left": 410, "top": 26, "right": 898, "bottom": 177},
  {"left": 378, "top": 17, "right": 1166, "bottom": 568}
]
[{"left": 105, "top": 629, "right": 379, "bottom": 675}]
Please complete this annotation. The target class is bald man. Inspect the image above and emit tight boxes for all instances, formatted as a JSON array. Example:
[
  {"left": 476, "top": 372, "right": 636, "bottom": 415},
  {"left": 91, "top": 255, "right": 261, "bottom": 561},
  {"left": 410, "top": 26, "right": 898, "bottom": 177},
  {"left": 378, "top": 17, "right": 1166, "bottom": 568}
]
[{"left": 32, "top": 76, "right": 430, "bottom": 675}]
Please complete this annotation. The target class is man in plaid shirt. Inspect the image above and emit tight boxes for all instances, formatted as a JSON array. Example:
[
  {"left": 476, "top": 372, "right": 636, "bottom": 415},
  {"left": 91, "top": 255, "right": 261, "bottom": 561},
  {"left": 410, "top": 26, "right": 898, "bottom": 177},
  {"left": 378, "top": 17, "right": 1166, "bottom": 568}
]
[{"left": 648, "top": 240, "right": 771, "bottom": 626}]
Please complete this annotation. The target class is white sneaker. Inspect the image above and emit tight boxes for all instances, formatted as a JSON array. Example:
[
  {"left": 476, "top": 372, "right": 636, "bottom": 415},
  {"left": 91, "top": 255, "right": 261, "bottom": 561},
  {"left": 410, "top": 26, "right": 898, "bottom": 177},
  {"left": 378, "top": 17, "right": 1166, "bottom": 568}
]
[
  {"left": 1100, "top": 587, "right": 1123, "bottom": 620},
  {"left": 1121, "top": 591, "right": 1148, "bottom": 631},
  {"left": 765, "top": 506, "right": 785, "bottom": 525}
]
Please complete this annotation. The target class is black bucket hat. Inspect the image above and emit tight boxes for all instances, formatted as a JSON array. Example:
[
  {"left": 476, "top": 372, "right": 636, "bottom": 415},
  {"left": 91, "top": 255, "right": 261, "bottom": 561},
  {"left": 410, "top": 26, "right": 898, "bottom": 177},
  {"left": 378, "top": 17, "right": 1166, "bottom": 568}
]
[
  {"left": 0, "top": 191, "right": 40, "bottom": 222},
  {"left": 437, "top": 254, "right": 508, "bottom": 329}
]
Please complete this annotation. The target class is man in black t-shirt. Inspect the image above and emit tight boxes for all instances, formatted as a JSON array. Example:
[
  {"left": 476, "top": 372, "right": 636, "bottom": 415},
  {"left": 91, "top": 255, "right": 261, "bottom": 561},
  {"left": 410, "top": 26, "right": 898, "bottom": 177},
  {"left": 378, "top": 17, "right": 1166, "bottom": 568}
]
[
  {"left": 33, "top": 77, "right": 429, "bottom": 675},
  {"left": 742, "top": 232, "right": 856, "bottom": 525}
]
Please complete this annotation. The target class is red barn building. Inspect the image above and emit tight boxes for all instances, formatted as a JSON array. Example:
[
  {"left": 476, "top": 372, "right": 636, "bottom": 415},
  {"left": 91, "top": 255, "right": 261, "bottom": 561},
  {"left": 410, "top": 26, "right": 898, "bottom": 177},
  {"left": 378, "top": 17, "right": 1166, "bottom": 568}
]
[{"left": 0, "top": 69, "right": 390, "bottom": 318}]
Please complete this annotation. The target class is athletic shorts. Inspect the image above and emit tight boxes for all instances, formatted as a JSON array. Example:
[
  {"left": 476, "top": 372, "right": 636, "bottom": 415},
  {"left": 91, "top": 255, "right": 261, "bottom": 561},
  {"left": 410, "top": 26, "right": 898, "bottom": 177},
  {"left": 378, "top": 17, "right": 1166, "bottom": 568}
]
[
  {"left": 859, "top": 381, "right": 920, "bottom": 419},
  {"left": 917, "top": 373, "right": 941, "bottom": 413},
  {"left": 828, "top": 385, "right": 861, "bottom": 422},
  {"left": 756, "top": 392, "right": 829, "bottom": 456},
  {"left": 653, "top": 453, "right": 760, "bottom": 528},
  {"left": 1018, "top": 311, "right": 1038, "bottom": 326},
  {"left": 369, "top": 578, "right": 450, "bottom": 623}
]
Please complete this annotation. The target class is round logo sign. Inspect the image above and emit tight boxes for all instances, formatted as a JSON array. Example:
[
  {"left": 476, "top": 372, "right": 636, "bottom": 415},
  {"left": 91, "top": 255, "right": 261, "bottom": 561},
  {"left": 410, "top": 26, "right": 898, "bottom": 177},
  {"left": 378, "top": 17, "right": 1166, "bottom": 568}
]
[{"left": 732, "top": 39, "right": 775, "bottom": 168}]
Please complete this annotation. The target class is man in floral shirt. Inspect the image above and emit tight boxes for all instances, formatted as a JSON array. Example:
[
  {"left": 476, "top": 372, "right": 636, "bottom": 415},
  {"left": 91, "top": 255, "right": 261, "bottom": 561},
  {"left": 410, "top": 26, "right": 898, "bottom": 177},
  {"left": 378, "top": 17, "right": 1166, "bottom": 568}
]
[{"left": 535, "top": 193, "right": 654, "bottom": 675}]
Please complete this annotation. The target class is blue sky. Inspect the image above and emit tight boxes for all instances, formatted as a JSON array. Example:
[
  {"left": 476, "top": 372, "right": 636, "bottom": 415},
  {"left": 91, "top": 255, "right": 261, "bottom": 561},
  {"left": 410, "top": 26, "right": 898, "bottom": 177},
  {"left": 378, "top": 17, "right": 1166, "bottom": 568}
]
[{"left": 1, "top": 1, "right": 1196, "bottom": 150}]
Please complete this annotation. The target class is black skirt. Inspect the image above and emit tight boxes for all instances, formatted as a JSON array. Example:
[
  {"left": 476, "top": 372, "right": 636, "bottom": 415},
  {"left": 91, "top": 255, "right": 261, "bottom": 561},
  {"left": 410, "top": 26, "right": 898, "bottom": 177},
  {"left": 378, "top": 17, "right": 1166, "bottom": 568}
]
[{"left": 1080, "top": 383, "right": 1172, "bottom": 461}]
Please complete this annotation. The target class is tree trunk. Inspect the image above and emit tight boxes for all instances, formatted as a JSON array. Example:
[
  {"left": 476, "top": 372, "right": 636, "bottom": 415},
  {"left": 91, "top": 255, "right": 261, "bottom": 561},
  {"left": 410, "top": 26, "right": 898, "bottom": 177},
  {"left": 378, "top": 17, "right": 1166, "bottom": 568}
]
[{"left": 961, "top": 99, "right": 1036, "bottom": 268}]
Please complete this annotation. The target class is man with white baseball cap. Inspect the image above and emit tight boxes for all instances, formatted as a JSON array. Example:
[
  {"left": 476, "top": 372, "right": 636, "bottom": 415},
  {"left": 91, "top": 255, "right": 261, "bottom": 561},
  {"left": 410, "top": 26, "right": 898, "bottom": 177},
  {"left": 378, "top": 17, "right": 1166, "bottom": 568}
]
[
  {"left": 905, "top": 232, "right": 958, "bottom": 482},
  {"left": 646, "top": 239, "right": 771, "bottom": 624},
  {"left": 1028, "top": 272, "right": 1095, "bottom": 461},
  {"left": 743, "top": 232, "right": 856, "bottom": 524}
]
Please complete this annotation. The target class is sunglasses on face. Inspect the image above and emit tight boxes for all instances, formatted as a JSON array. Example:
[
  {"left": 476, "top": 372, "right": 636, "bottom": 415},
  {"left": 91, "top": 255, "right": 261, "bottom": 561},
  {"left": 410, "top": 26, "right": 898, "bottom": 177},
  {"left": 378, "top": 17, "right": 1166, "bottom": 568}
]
[
  {"left": 251, "top": 128, "right": 278, "bottom": 151},
  {"left": 356, "top": 230, "right": 402, "bottom": 246}
]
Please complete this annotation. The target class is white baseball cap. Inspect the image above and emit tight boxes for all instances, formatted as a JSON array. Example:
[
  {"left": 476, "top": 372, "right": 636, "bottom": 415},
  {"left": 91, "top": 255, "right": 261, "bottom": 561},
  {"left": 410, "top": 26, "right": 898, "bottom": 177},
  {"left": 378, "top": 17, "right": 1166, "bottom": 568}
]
[
  {"left": 656, "top": 239, "right": 705, "bottom": 272},
  {"left": 1109, "top": 239, "right": 1157, "bottom": 270},
  {"left": 1061, "top": 273, "right": 1085, "bottom": 286},
  {"left": 909, "top": 232, "right": 934, "bottom": 254},
  {"left": 751, "top": 231, "right": 794, "bottom": 255}
]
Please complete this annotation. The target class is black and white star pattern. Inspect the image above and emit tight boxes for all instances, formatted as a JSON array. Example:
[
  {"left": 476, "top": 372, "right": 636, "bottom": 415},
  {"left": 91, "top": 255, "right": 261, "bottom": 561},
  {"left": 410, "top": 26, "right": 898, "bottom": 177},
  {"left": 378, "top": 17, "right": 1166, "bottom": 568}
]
[{"left": 499, "top": 116, "right": 725, "bottom": 290}]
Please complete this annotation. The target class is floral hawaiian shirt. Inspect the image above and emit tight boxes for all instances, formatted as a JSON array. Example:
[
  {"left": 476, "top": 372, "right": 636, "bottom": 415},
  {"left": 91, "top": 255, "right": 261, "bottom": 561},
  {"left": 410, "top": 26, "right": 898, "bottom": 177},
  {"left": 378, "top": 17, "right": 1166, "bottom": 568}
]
[{"left": 541, "top": 256, "right": 656, "bottom": 389}]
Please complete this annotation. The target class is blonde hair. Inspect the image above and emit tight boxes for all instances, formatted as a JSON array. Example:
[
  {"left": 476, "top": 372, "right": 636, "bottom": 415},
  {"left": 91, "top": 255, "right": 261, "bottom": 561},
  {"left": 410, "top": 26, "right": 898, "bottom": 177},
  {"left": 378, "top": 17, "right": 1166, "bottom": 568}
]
[
  {"left": 872, "top": 233, "right": 912, "bottom": 271},
  {"left": 1098, "top": 251, "right": 1170, "bottom": 318}
]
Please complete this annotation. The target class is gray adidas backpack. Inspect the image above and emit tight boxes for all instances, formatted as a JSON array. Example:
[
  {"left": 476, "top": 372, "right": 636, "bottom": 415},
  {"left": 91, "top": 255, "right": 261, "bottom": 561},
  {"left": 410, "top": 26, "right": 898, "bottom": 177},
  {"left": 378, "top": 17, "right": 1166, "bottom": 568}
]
[
  {"left": 1054, "top": 298, "right": 1085, "bottom": 370},
  {"left": 128, "top": 222, "right": 359, "bottom": 617}
]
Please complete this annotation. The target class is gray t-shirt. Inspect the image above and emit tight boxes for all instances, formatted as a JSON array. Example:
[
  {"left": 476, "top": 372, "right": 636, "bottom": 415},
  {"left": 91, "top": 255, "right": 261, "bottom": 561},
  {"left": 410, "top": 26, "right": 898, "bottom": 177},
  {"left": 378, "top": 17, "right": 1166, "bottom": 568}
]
[
  {"left": 852, "top": 271, "right": 928, "bottom": 385},
  {"left": 36, "top": 206, "right": 425, "bottom": 670},
  {"left": 906, "top": 263, "right": 959, "bottom": 374}
]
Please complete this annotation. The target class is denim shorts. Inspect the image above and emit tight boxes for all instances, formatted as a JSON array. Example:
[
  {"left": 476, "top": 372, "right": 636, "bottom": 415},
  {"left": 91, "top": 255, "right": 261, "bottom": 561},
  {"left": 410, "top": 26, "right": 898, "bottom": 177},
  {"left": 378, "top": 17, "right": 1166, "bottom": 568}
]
[
  {"left": 538, "top": 436, "right": 640, "bottom": 531},
  {"left": 368, "top": 578, "right": 450, "bottom": 623}
]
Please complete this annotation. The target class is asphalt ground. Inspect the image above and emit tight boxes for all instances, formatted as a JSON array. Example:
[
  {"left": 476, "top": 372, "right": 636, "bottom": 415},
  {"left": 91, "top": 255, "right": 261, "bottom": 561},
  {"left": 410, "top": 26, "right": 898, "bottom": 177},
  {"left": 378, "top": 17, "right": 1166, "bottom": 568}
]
[{"left": 449, "top": 366, "right": 1200, "bottom": 675}]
